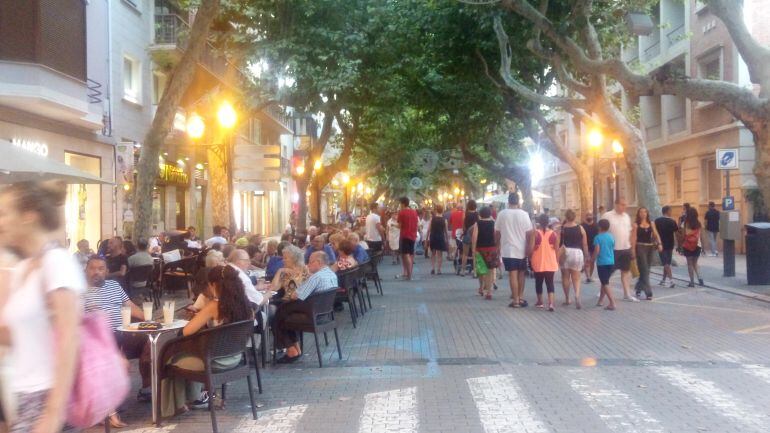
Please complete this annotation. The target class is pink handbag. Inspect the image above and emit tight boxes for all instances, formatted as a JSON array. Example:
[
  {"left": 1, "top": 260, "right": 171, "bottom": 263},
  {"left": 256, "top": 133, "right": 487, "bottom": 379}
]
[{"left": 66, "top": 311, "right": 131, "bottom": 427}]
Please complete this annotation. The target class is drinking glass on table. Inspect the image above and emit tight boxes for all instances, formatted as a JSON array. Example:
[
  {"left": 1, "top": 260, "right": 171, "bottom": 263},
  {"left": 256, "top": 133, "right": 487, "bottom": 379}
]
[
  {"left": 162, "top": 300, "right": 175, "bottom": 324},
  {"left": 142, "top": 301, "right": 153, "bottom": 321},
  {"left": 121, "top": 305, "right": 132, "bottom": 328}
]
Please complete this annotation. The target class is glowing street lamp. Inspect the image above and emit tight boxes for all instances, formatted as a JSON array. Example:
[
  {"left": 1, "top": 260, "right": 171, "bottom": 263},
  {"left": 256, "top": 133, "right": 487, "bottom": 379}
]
[
  {"left": 186, "top": 113, "right": 205, "bottom": 139},
  {"left": 341, "top": 172, "right": 350, "bottom": 185},
  {"left": 588, "top": 129, "right": 604, "bottom": 149},
  {"left": 295, "top": 164, "right": 306, "bottom": 176},
  {"left": 314, "top": 159, "right": 322, "bottom": 171},
  {"left": 611, "top": 139, "right": 624, "bottom": 155},
  {"left": 217, "top": 101, "right": 237, "bottom": 129},
  {"left": 588, "top": 129, "right": 604, "bottom": 217}
]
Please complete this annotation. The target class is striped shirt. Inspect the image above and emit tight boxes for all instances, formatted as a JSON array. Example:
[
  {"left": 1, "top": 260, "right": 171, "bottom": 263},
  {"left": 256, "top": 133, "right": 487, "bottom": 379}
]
[
  {"left": 295, "top": 267, "right": 338, "bottom": 301},
  {"left": 83, "top": 279, "right": 129, "bottom": 330}
]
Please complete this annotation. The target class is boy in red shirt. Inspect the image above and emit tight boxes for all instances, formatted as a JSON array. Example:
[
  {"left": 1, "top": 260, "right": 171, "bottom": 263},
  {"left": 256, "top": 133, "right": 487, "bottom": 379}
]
[{"left": 396, "top": 196, "right": 419, "bottom": 280}]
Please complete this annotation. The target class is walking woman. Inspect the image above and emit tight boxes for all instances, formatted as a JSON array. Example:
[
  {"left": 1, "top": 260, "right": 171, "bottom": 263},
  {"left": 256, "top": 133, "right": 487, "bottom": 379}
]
[
  {"left": 631, "top": 207, "right": 663, "bottom": 300},
  {"left": 471, "top": 207, "right": 499, "bottom": 299},
  {"left": 682, "top": 207, "right": 704, "bottom": 287},
  {"left": 427, "top": 205, "right": 448, "bottom": 275},
  {"left": 458, "top": 200, "right": 478, "bottom": 276},
  {"left": 529, "top": 213, "right": 559, "bottom": 311},
  {"left": 0, "top": 181, "right": 84, "bottom": 433},
  {"left": 560, "top": 209, "right": 589, "bottom": 309},
  {"left": 386, "top": 211, "right": 401, "bottom": 265}
]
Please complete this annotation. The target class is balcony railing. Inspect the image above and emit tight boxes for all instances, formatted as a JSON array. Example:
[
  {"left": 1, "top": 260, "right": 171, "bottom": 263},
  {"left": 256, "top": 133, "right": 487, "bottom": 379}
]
[
  {"left": 265, "top": 105, "right": 294, "bottom": 132},
  {"left": 154, "top": 14, "right": 231, "bottom": 83},
  {"left": 667, "top": 24, "right": 686, "bottom": 45},
  {"left": 642, "top": 41, "right": 661, "bottom": 61}
]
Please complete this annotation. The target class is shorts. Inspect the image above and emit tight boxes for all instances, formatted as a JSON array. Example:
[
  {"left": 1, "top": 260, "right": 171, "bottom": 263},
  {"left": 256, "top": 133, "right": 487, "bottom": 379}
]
[
  {"left": 614, "top": 249, "right": 632, "bottom": 272},
  {"left": 367, "top": 240, "right": 383, "bottom": 252},
  {"left": 659, "top": 249, "right": 673, "bottom": 266},
  {"left": 399, "top": 238, "right": 416, "bottom": 255},
  {"left": 597, "top": 265, "right": 615, "bottom": 285},
  {"left": 502, "top": 257, "right": 528, "bottom": 272},
  {"left": 683, "top": 246, "right": 702, "bottom": 258},
  {"left": 561, "top": 247, "right": 585, "bottom": 271}
]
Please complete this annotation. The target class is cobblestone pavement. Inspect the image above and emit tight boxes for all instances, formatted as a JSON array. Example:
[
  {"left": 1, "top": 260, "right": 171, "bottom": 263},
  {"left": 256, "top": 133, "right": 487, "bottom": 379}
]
[{"left": 90, "top": 255, "right": 770, "bottom": 433}]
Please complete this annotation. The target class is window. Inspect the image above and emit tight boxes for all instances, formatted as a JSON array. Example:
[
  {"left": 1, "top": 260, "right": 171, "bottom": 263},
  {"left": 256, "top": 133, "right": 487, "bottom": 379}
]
[
  {"left": 670, "top": 164, "right": 682, "bottom": 200},
  {"left": 698, "top": 49, "right": 723, "bottom": 81},
  {"left": 152, "top": 72, "right": 167, "bottom": 105},
  {"left": 123, "top": 56, "right": 141, "bottom": 103},
  {"left": 702, "top": 158, "right": 722, "bottom": 200}
]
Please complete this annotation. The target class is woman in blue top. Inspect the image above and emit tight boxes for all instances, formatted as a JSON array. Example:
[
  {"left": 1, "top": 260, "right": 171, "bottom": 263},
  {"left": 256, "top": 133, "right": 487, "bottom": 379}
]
[{"left": 593, "top": 219, "right": 617, "bottom": 310}]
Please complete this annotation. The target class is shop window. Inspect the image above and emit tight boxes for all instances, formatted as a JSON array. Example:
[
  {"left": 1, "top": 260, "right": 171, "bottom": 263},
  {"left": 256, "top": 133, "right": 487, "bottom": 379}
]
[
  {"left": 702, "top": 158, "right": 722, "bottom": 201},
  {"left": 64, "top": 153, "right": 101, "bottom": 253},
  {"left": 152, "top": 71, "right": 167, "bottom": 105},
  {"left": 123, "top": 56, "right": 141, "bottom": 103}
]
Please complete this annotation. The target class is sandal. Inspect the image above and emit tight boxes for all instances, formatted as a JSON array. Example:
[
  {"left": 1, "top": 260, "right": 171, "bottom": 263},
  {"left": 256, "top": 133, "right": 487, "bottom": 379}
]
[
  {"left": 108, "top": 413, "right": 128, "bottom": 429},
  {"left": 535, "top": 303, "right": 544, "bottom": 309}
]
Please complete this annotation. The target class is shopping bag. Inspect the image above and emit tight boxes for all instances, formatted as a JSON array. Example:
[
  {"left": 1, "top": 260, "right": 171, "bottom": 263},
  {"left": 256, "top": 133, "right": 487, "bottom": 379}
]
[
  {"left": 630, "top": 258, "right": 640, "bottom": 278},
  {"left": 474, "top": 252, "right": 489, "bottom": 276}
]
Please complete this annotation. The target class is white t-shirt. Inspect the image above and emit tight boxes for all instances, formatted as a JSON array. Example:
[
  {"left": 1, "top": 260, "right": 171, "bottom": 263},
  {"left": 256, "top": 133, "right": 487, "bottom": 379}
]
[
  {"left": 205, "top": 236, "right": 228, "bottom": 248},
  {"left": 365, "top": 213, "right": 382, "bottom": 242},
  {"left": 602, "top": 210, "right": 632, "bottom": 250},
  {"left": 495, "top": 207, "right": 533, "bottom": 259},
  {"left": 3, "top": 248, "right": 86, "bottom": 393}
]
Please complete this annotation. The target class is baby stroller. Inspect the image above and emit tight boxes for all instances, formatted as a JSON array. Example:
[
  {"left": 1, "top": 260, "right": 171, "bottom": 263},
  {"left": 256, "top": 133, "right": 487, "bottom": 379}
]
[{"left": 452, "top": 229, "right": 473, "bottom": 275}]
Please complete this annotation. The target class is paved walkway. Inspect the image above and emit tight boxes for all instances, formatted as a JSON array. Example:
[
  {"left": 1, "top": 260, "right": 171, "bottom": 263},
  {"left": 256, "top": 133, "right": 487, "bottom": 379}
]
[{"left": 91, "top": 256, "right": 770, "bottom": 433}]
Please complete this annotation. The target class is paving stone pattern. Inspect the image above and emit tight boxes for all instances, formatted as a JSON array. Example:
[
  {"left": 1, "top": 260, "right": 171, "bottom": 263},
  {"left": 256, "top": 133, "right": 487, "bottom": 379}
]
[{"left": 89, "top": 256, "right": 770, "bottom": 433}]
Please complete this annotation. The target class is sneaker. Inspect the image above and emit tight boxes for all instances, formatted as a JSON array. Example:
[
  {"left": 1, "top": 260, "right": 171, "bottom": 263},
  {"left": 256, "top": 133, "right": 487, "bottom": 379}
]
[
  {"left": 669, "top": 282, "right": 675, "bottom": 289},
  {"left": 659, "top": 279, "right": 666, "bottom": 286},
  {"left": 623, "top": 296, "right": 640, "bottom": 302},
  {"left": 698, "top": 278, "right": 705, "bottom": 287},
  {"left": 687, "top": 282, "right": 695, "bottom": 288},
  {"left": 519, "top": 300, "right": 529, "bottom": 308},
  {"left": 190, "top": 391, "right": 210, "bottom": 409}
]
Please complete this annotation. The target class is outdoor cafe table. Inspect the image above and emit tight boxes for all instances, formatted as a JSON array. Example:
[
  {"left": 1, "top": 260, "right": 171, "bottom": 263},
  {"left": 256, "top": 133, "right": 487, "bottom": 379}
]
[{"left": 117, "top": 319, "right": 188, "bottom": 423}]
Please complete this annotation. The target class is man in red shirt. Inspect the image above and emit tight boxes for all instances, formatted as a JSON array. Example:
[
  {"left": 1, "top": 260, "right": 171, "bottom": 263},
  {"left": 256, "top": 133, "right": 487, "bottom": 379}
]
[{"left": 396, "top": 196, "right": 419, "bottom": 280}]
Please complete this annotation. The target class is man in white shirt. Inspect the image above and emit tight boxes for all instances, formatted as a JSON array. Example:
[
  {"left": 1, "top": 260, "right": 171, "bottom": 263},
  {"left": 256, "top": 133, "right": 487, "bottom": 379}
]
[
  {"left": 364, "top": 202, "right": 385, "bottom": 252},
  {"left": 601, "top": 198, "right": 638, "bottom": 302},
  {"left": 205, "top": 225, "right": 229, "bottom": 248},
  {"left": 227, "top": 249, "right": 270, "bottom": 307},
  {"left": 495, "top": 192, "right": 534, "bottom": 308}
]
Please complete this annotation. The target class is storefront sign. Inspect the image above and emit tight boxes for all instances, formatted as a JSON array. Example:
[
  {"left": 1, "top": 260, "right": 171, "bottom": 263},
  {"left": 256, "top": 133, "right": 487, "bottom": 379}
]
[
  {"left": 158, "top": 163, "right": 189, "bottom": 186},
  {"left": 12, "top": 137, "right": 49, "bottom": 157}
]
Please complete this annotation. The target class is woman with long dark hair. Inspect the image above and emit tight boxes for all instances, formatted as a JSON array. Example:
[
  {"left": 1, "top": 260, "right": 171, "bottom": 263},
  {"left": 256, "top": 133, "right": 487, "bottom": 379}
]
[
  {"left": 559, "top": 209, "right": 589, "bottom": 309},
  {"left": 160, "top": 265, "right": 253, "bottom": 417},
  {"left": 631, "top": 207, "right": 662, "bottom": 300},
  {"left": 682, "top": 207, "right": 704, "bottom": 287}
]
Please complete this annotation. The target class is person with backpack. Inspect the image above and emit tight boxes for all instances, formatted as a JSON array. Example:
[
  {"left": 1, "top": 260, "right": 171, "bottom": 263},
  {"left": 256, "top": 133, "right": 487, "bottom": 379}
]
[
  {"left": 529, "top": 213, "right": 559, "bottom": 311},
  {"left": 682, "top": 207, "right": 705, "bottom": 287}
]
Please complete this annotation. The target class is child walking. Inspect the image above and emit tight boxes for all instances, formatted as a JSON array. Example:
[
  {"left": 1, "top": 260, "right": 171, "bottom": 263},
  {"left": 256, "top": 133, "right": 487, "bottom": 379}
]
[{"left": 593, "top": 219, "right": 617, "bottom": 311}]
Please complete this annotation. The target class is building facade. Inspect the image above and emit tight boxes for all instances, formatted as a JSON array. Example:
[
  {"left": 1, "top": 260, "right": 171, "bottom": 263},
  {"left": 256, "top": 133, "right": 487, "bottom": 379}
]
[
  {"left": 0, "top": 0, "right": 116, "bottom": 251},
  {"left": 537, "top": 0, "right": 766, "bottom": 251}
]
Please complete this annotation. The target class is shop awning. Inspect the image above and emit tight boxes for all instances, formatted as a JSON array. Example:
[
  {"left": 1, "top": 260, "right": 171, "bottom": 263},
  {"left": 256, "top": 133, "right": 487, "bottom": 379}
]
[{"left": 0, "top": 140, "right": 113, "bottom": 185}]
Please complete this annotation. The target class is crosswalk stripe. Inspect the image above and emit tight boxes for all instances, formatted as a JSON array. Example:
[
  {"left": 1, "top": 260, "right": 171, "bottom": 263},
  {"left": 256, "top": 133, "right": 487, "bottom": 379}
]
[
  {"left": 566, "top": 368, "right": 664, "bottom": 433},
  {"left": 716, "top": 351, "right": 770, "bottom": 383},
  {"left": 240, "top": 404, "right": 307, "bottom": 432},
  {"left": 467, "top": 374, "right": 549, "bottom": 433},
  {"left": 654, "top": 366, "right": 769, "bottom": 430},
  {"left": 358, "top": 386, "right": 418, "bottom": 433}
]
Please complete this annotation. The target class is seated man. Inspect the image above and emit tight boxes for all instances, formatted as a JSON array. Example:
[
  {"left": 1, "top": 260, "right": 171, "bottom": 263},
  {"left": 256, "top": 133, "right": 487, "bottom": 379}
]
[
  {"left": 304, "top": 233, "right": 337, "bottom": 264},
  {"left": 82, "top": 257, "right": 146, "bottom": 426},
  {"left": 127, "top": 238, "right": 154, "bottom": 295},
  {"left": 273, "top": 251, "right": 338, "bottom": 364},
  {"left": 227, "top": 249, "right": 272, "bottom": 308},
  {"left": 348, "top": 233, "right": 370, "bottom": 264}
]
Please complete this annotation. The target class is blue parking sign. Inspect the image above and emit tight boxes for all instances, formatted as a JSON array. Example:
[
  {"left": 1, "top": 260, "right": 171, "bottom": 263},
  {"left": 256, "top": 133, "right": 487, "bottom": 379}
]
[{"left": 722, "top": 196, "right": 735, "bottom": 211}]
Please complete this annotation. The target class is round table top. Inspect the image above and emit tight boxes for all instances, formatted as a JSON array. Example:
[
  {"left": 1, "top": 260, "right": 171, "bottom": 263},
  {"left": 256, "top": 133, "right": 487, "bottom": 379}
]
[{"left": 117, "top": 319, "right": 188, "bottom": 333}]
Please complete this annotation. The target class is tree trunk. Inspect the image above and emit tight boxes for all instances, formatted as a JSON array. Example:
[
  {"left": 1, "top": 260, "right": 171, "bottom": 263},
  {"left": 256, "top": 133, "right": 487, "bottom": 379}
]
[
  {"left": 750, "top": 123, "right": 770, "bottom": 217},
  {"left": 511, "top": 168, "right": 534, "bottom": 213},
  {"left": 207, "top": 146, "right": 230, "bottom": 227},
  {"left": 296, "top": 177, "right": 310, "bottom": 232},
  {"left": 308, "top": 177, "right": 321, "bottom": 225},
  {"left": 133, "top": 0, "right": 221, "bottom": 240},
  {"left": 574, "top": 164, "right": 593, "bottom": 216}
]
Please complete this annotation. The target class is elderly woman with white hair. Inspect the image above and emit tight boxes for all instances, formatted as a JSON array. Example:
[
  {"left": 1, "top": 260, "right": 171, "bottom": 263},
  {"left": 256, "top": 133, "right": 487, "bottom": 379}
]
[{"left": 271, "top": 244, "right": 309, "bottom": 303}]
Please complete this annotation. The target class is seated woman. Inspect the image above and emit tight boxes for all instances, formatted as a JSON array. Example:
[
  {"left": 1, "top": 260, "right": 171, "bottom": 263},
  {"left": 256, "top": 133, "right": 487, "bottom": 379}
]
[
  {"left": 331, "top": 238, "right": 358, "bottom": 272},
  {"left": 265, "top": 241, "right": 290, "bottom": 280},
  {"left": 191, "top": 250, "right": 225, "bottom": 309},
  {"left": 271, "top": 245, "right": 309, "bottom": 303},
  {"left": 160, "top": 265, "right": 254, "bottom": 418}
]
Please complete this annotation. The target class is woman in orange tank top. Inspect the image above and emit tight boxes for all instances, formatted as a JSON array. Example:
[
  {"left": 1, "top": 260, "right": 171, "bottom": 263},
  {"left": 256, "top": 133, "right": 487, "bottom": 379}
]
[{"left": 529, "top": 213, "right": 560, "bottom": 311}]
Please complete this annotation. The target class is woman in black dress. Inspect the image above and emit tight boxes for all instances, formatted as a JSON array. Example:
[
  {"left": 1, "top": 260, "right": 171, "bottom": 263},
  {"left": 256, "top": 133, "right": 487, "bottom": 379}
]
[{"left": 427, "top": 204, "right": 448, "bottom": 274}]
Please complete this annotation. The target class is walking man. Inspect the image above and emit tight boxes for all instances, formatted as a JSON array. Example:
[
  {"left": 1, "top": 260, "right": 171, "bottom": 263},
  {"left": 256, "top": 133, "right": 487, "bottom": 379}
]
[
  {"left": 365, "top": 202, "right": 385, "bottom": 252},
  {"left": 654, "top": 205, "right": 679, "bottom": 288},
  {"left": 602, "top": 198, "right": 639, "bottom": 302},
  {"left": 495, "top": 192, "right": 534, "bottom": 308},
  {"left": 396, "top": 197, "right": 419, "bottom": 280},
  {"left": 704, "top": 201, "right": 720, "bottom": 257}
]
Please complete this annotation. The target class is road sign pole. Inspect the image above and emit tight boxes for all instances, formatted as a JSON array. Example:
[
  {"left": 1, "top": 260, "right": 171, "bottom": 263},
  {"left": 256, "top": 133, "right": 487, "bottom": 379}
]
[{"left": 724, "top": 169, "right": 735, "bottom": 277}]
